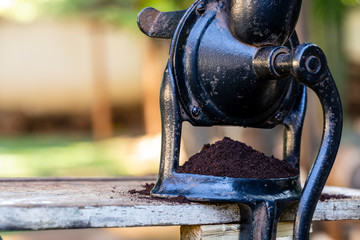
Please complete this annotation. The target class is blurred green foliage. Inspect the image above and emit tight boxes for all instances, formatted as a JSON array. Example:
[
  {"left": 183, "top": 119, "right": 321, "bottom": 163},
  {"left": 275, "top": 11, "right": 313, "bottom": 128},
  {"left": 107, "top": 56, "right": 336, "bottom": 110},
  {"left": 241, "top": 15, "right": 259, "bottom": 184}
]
[
  {"left": 0, "top": 0, "right": 193, "bottom": 27},
  {"left": 49, "top": 0, "right": 194, "bottom": 28},
  {"left": 1, "top": 0, "right": 357, "bottom": 29},
  {"left": 312, "top": 0, "right": 346, "bottom": 25},
  {"left": 0, "top": 135, "right": 126, "bottom": 176},
  {"left": 0, "top": 135, "right": 160, "bottom": 177},
  {"left": 308, "top": 0, "right": 359, "bottom": 99},
  {"left": 311, "top": 0, "right": 359, "bottom": 25}
]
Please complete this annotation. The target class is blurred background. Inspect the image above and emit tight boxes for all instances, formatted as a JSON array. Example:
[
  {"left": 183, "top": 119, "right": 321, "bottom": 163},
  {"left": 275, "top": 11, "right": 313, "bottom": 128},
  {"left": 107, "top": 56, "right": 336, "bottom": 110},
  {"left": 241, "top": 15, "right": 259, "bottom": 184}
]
[{"left": 0, "top": 0, "right": 358, "bottom": 239}]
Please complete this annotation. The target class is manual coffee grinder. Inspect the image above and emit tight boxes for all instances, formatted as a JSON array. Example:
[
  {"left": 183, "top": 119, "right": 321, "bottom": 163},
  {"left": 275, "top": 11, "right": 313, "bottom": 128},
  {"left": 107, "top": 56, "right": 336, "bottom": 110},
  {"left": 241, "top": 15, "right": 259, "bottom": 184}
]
[{"left": 137, "top": 0, "right": 343, "bottom": 239}]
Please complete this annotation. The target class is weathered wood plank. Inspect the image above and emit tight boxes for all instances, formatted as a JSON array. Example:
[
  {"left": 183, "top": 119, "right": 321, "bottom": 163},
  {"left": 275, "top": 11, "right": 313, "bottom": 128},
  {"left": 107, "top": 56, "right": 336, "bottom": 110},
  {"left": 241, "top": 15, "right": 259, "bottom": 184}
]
[
  {"left": 281, "top": 186, "right": 360, "bottom": 222},
  {"left": 0, "top": 204, "right": 240, "bottom": 230},
  {"left": 0, "top": 178, "right": 358, "bottom": 231},
  {"left": 0, "top": 178, "right": 240, "bottom": 230}
]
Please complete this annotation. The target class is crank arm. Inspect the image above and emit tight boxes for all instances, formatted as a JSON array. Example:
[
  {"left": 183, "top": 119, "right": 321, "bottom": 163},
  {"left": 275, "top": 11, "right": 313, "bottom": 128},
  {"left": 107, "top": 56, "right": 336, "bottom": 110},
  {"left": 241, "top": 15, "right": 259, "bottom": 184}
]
[
  {"left": 289, "top": 44, "right": 343, "bottom": 240},
  {"left": 256, "top": 43, "right": 343, "bottom": 239}
]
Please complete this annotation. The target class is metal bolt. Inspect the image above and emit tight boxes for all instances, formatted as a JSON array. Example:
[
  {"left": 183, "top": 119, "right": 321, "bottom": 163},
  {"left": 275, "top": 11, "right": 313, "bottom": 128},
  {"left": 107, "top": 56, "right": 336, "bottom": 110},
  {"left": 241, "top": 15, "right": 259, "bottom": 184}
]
[
  {"left": 274, "top": 112, "right": 283, "bottom": 123},
  {"left": 305, "top": 56, "right": 321, "bottom": 73},
  {"left": 192, "top": 106, "right": 200, "bottom": 117},
  {"left": 196, "top": 3, "right": 206, "bottom": 14}
]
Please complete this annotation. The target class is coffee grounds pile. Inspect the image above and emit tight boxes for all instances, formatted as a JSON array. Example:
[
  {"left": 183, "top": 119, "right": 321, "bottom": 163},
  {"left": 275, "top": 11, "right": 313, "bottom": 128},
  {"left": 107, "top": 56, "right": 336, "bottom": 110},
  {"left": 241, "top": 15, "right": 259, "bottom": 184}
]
[
  {"left": 128, "top": 183, "right": 191, "bottom": 204},
  {"left": 177, "top": 137, "right": 298, "bottom": 179}
]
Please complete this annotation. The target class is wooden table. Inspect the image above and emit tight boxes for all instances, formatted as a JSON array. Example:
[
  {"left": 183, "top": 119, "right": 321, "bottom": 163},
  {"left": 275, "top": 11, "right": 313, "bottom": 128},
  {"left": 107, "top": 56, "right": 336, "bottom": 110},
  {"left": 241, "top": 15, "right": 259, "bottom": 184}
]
[{"left": 0, "top": 177, "right": 359, "bottom": 239}]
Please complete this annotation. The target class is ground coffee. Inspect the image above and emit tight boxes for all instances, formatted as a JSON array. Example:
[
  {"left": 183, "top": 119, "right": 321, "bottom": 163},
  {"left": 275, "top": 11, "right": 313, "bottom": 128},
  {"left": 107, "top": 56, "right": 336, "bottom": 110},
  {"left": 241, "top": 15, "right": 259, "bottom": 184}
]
[
  {"left": 177, "top": 137, "right": 298, "bottom": 179},
  {"left": 129, "top": 183, "right": 154, "bottom": 195},
  {"left": 128, "top": 183, "right": 191, "bottom": 204},
  {"left": 319, "top": 193, "right": 350, "bottom": 201}
]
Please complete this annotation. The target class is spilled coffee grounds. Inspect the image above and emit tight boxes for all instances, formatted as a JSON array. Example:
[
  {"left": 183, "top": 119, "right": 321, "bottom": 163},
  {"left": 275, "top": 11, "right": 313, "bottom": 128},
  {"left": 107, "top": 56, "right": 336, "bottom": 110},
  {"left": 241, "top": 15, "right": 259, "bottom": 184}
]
[
  {"left": 177, "top": 137, "right": 298, "bottom": 179},
  {"left": 319, "top": 193, "right": 350, "bottom": 201},
  {"left": 128, "top": 183, "right": 191, "bottom": 204},
  {"left": 128, "top": 183, "right": 154, "bottom": 195}
]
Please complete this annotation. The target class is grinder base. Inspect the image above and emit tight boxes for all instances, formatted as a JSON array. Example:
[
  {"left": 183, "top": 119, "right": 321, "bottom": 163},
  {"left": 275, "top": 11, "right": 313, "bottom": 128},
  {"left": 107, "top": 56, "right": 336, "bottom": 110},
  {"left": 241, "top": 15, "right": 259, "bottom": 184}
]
[
  {"left": 151, "top": 173, "right": 301, "bottom": 203},
  {"left": 152, "top": 173, "right": 301, "bottom": 239}
]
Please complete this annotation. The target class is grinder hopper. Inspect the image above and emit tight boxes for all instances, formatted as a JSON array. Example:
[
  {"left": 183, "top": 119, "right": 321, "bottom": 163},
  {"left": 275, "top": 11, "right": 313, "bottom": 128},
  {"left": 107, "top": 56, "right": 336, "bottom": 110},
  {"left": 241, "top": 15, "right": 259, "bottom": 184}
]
[{"left": 137, "top": 0, "right": 343, "bottom": 239}]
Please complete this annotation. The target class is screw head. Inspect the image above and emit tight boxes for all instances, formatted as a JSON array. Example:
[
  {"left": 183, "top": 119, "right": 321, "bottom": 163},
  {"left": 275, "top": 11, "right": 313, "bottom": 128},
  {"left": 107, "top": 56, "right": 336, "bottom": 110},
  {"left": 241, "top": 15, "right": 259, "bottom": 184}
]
[
  {"left": 305, "top": 56, "right": 321, "bottom": 73},
  {"left": 196, "top": 3, "right": 206, "bottom": 14},
  {"left": 192, "top": 106, "right": 200, "bottom": 117},
  {"left": 274, "top": 112, "right": 283, "bottom": 123}
]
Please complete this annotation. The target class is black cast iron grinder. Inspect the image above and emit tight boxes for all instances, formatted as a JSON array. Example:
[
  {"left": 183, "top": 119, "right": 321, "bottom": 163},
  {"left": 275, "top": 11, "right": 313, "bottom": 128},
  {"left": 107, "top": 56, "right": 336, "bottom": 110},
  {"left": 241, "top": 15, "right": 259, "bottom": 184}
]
[{"left": 137, "top": 1, "right": 343, "bottom": 239}]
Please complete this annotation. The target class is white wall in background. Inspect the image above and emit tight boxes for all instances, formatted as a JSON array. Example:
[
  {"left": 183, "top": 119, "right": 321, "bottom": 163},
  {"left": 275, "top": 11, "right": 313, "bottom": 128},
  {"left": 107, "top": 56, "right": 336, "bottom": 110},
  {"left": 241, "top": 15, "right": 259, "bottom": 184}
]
[{"left": 0, "top": 19, "right": 143, "bottom": 114}]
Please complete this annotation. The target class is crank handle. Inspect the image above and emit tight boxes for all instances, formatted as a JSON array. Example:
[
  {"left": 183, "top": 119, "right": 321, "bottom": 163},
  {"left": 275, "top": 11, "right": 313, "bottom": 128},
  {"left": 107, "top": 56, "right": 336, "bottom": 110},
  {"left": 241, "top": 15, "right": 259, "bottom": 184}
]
[
  {"left": 256, "top": 43, "right": 343, "bottom": 240},
  {"left": 137, "top": 7, "right": 186, "bottom": 39},
  {"left": 290, "top": 44, "right": 343, "bottom": 240}
]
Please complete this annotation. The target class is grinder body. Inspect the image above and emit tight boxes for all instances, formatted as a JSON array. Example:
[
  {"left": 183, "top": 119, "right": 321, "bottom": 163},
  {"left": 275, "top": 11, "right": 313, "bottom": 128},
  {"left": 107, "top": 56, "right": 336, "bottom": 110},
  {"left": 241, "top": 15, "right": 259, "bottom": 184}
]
[{"left": 137, "top": 1, "right": 343, "bottom": 239}]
